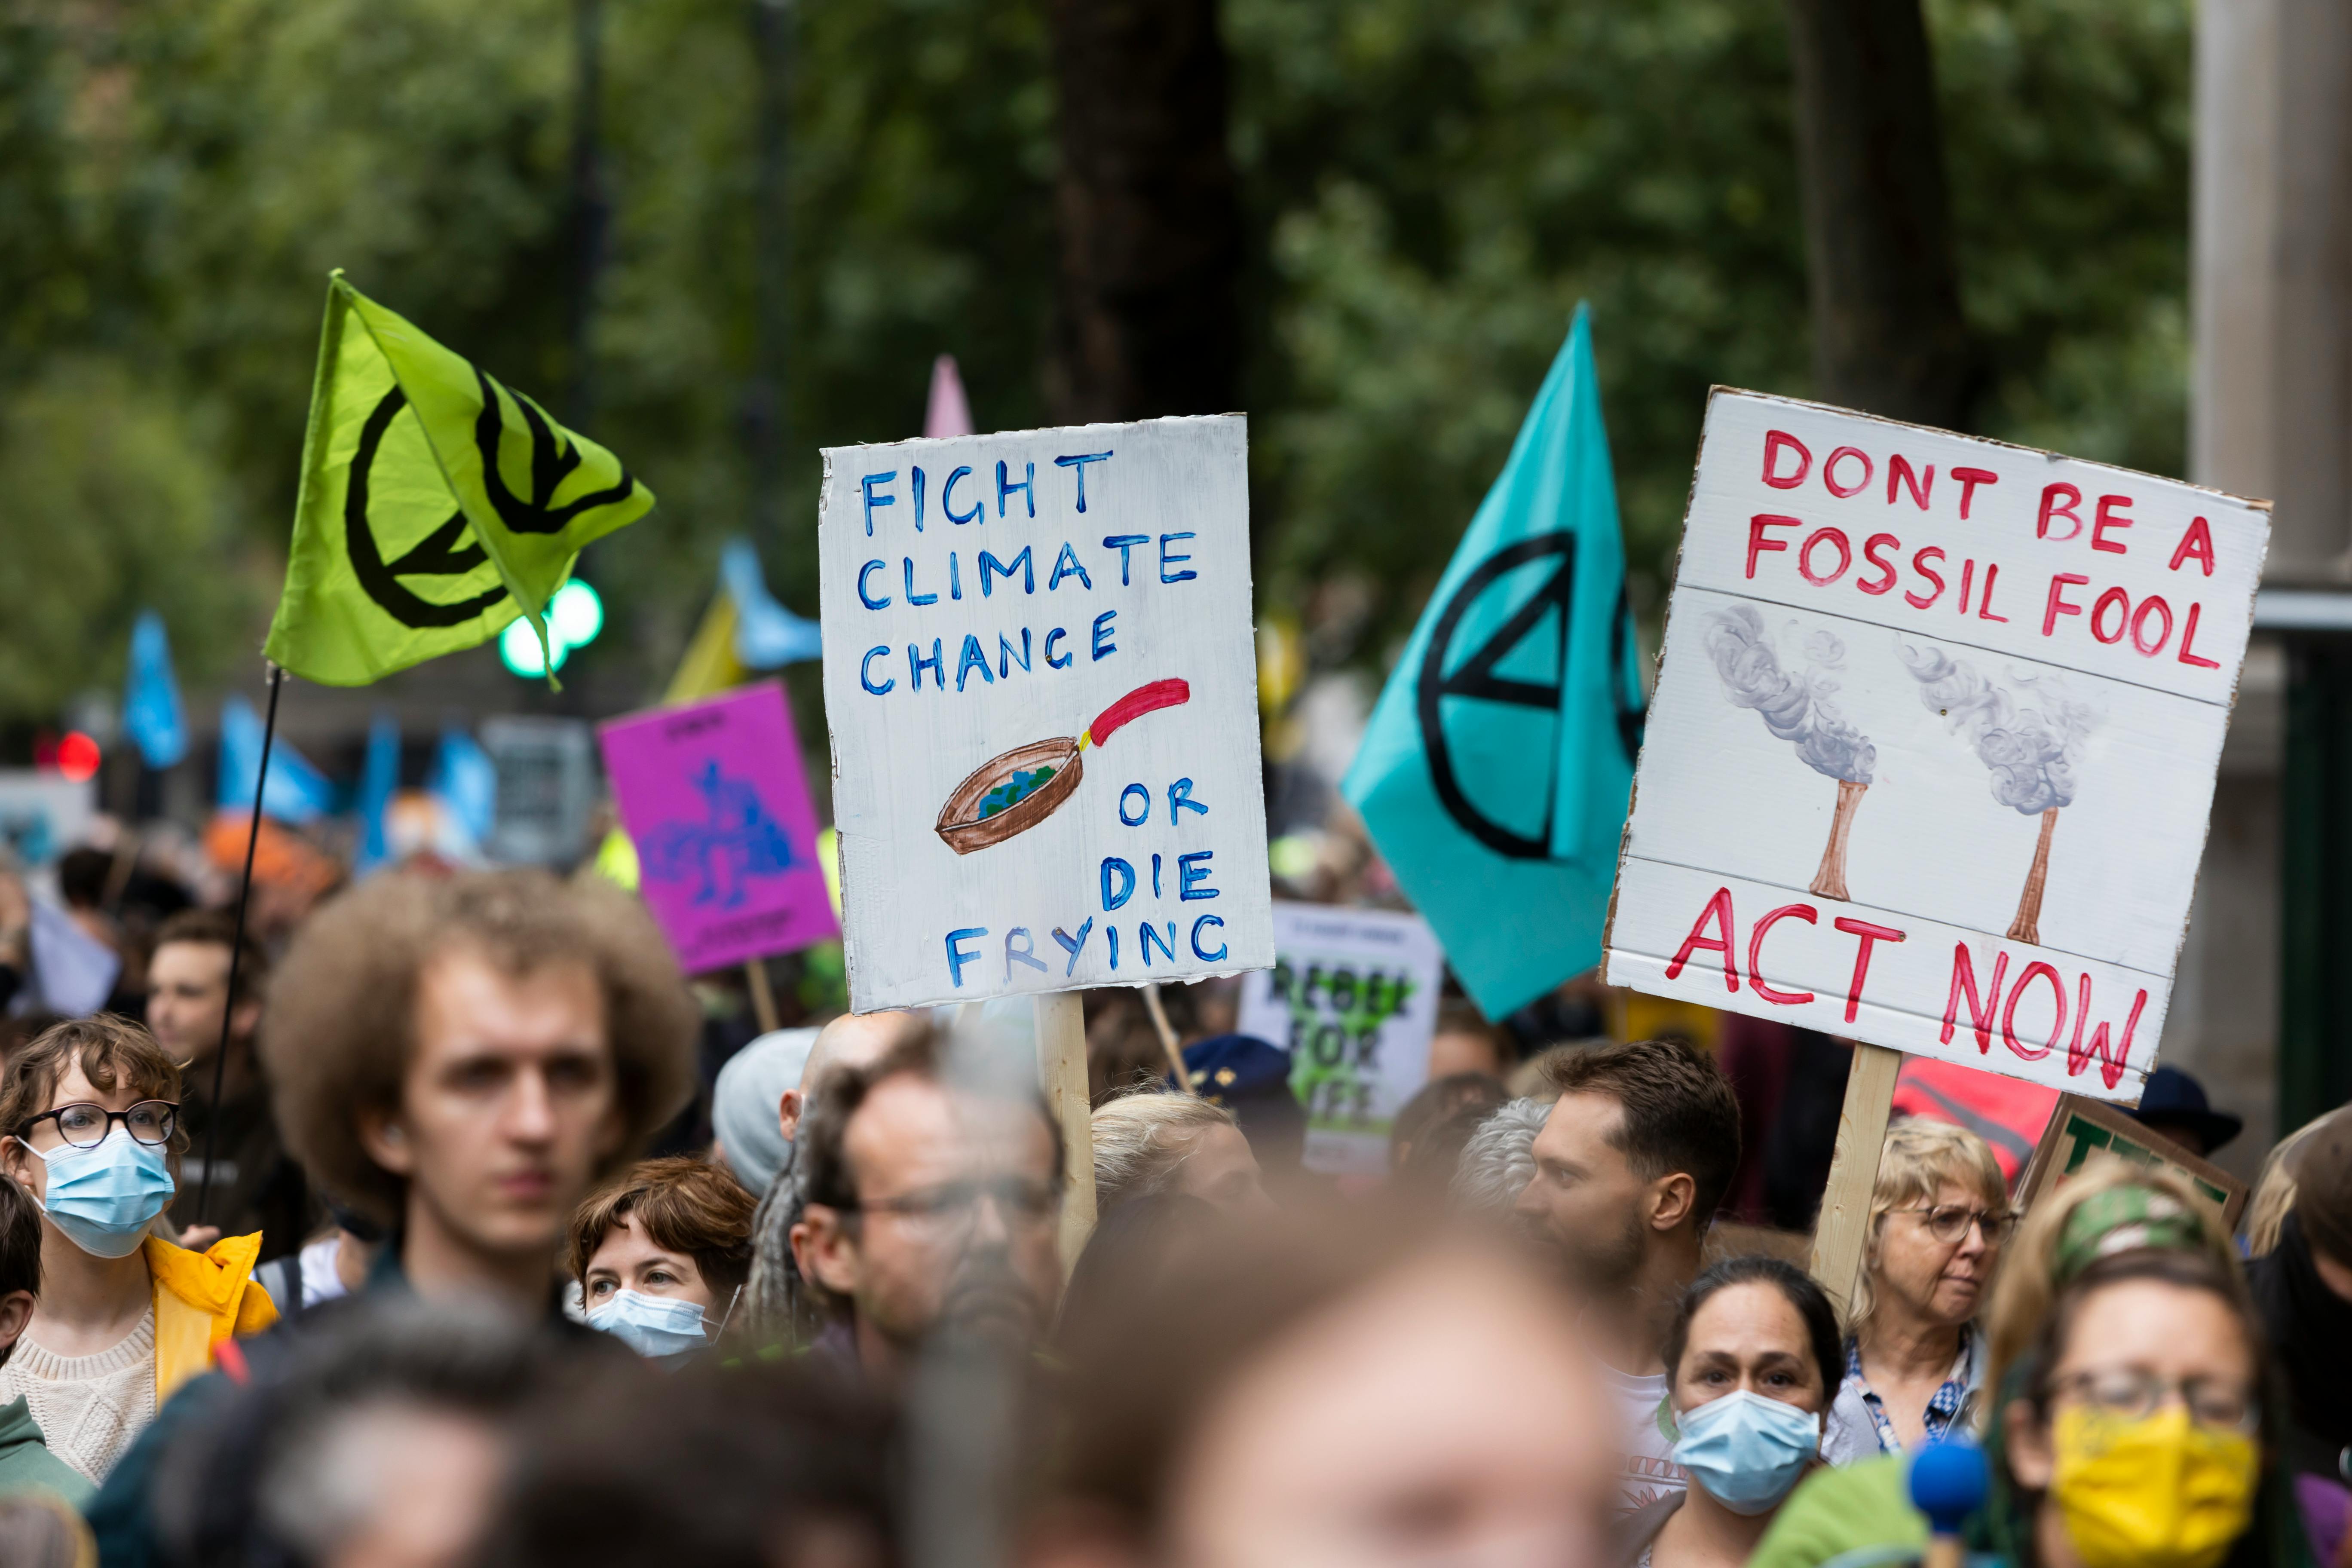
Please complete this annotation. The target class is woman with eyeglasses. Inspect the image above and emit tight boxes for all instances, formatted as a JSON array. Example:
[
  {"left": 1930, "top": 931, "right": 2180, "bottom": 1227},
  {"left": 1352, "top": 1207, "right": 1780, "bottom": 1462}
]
[
  {"left": 1822, "top": 1119, "right": 2011, "bottom": 1464},
  {"left": 0, "top": 1017, "right": 277, "bottom": 1483},
  {"left": 1754, "top": 1168, "right": 2274, "bottom": 1568}
]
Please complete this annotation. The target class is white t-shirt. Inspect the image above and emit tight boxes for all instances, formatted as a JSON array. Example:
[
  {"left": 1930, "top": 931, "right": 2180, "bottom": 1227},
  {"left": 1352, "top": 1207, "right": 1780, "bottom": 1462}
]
[{"left": 1604, "top": 1363, "right": 1687, "bottom": 1516}]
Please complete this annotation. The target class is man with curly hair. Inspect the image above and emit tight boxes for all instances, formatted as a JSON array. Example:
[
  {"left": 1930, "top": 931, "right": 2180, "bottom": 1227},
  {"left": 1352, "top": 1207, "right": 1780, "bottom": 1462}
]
[
  {"left": 253, "top": 869, "right": 698, "bottom": 1314},
  {"left": 88, "top": 870, "right": 698, "bottom": 1563}
]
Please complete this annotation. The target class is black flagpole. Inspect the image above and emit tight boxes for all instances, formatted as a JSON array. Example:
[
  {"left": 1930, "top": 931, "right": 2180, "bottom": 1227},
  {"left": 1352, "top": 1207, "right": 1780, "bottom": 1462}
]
[{"left": 194, "top": 662, "right": 282, "bottom": 1226}]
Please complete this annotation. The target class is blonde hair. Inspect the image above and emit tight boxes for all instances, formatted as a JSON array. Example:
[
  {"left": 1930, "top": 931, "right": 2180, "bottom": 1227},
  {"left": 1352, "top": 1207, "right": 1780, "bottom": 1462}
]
[
  {"left": 1981, "top": 1163, "right": 2236, "bottom": 1408},
  {"left": 1090, "top": 1090, "right": 1237, "bottom": 1214},
  {"left": 2244, "top": 1108, "right": 2340, "bottom": 1256},
  {"left": 1849, "top": 1118, "right": 2007, "bottom": 1332}
]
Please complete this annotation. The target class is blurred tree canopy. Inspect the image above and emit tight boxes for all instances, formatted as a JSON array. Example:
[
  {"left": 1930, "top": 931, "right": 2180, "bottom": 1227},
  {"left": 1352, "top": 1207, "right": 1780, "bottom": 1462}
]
[{"left": 0, "top": 0, "right": 2187, "bottom": 722}]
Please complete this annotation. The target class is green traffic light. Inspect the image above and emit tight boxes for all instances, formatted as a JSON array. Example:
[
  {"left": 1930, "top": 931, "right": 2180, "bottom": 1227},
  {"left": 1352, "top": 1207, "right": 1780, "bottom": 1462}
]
[{"left": 499, "top": 579, "right": 603, "bottom": 677}]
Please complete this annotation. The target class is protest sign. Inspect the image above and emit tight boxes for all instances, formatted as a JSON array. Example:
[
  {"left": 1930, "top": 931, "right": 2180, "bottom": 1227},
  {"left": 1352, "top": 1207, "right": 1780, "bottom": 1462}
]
[
  {"left": 1234, "top": 902, "right": 1446, "bottom": 1175},
  {"left": 481, "top": 717, "right": 597, "bottom": 865},
  {"left": 1605, "top": 390, "right": 2270, "bottom": 1106},
  {"left": 0, "top": 775, "right": 92, "bottom": 873},
  {"left": 598, "top": 681, "right": 837, "bottom": 974},
  {"left": 2016, "top": 1093, "right": 2248, "bottom": 1231},
  {"left": 818, "top": 416, "right": 1273, "bottom": 1013}
]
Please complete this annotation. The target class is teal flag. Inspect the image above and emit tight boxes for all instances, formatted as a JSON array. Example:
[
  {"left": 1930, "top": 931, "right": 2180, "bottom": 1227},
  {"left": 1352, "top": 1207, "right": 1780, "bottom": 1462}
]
[{"left": 1341, "top": 306, "right": 1645, "bottom": 1019}]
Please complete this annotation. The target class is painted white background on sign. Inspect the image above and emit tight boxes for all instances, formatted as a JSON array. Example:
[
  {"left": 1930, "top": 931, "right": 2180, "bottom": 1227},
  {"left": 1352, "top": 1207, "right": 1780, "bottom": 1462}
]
[
  {"left": 1234, "top": 902, "right": 1445, "bottom": 1176},
  {"left": 1605, "top": 391, "right": 2269, "bottom": 1103},
  {"left": 821, "top": 416, "right": 1273, "bottom": 1011}
]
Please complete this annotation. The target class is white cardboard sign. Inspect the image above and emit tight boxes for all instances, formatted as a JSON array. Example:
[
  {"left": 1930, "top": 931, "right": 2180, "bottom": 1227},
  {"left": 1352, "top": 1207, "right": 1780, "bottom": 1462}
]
[
  {"left": 820, "top": 416, "right": 1273, "bottom": 1012},
  {"left": 1605, "top": 390, "right": 2270, "bottom": 1103},
  {"left": 1234, "top": 902, "right": 1446, "bottom": 1176}
]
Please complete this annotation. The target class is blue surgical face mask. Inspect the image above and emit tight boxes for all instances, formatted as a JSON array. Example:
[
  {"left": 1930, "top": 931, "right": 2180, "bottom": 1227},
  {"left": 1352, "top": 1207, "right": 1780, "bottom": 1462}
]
[
  {"left": 31, "top": 1129, "right": 177, "bottom": 1259},
  {"left": 1670, "top": 1389, "right": 1820, "bottom": 1514},
  {"left": 586, "top": 1288, "right": 710, "bottom": 1359}
]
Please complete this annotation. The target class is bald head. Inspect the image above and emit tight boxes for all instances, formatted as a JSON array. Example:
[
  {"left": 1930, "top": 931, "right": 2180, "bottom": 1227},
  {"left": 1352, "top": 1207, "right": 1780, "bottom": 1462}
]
[{"left": 777, "top": 1009, "right": 930, "bottom": 1145}]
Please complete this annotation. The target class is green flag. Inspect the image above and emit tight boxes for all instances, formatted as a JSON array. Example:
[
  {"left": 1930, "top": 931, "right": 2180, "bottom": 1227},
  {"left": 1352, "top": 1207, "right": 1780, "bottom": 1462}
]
[{"left": 264, "top": 272, "right": 653, "bottom": 685}]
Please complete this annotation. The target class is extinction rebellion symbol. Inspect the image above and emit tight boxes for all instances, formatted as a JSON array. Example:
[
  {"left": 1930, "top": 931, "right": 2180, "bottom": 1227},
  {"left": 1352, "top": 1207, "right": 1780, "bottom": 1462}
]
[
  {"left": 345, "top": 370, "right": 641, "bottom": 630},
  {"left": 1415, "top": 533, "right": 1645, "bottom": 860}
]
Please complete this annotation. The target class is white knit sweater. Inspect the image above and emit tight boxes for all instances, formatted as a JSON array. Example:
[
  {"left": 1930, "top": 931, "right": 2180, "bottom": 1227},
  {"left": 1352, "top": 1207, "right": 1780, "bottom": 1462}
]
[{"left": 0, "top": 1309, "right": 156, "bottom": 1482}]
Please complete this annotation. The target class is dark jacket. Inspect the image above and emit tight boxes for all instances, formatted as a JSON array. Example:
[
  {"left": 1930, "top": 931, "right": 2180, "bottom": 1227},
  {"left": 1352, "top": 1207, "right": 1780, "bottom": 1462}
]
[
  {"left": 89, "top": 1240, "right": 610, "bottom": 1568},
  {"left": 169, "top": 1079, "right": 315, "bottom": 1265}
]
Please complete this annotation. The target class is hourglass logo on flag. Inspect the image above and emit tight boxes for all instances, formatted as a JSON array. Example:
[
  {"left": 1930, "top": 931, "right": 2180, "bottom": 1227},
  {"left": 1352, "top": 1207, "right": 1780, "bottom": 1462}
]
[{"left": 1344, "top": 305, "right": 1645, "bottom": 1020}]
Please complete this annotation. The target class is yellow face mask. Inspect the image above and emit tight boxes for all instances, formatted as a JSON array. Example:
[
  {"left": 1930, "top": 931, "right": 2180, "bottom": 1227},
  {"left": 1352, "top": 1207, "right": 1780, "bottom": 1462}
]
[{"left": 2049, "top": 1405, "right": 2259, "bottom": 1568}]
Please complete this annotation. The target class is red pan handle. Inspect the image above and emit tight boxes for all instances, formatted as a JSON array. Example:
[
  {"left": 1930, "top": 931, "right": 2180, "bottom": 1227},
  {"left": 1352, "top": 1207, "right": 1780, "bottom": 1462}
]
[{"left": 1085, "top": 678, "right": 1190, "bottom": 747}]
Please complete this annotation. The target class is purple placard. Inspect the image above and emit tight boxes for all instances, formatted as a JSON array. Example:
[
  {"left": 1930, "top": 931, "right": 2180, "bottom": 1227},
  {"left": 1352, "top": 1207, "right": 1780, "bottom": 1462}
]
[{"left": 598, "top": 681, "right": 839, "bottom": 973}]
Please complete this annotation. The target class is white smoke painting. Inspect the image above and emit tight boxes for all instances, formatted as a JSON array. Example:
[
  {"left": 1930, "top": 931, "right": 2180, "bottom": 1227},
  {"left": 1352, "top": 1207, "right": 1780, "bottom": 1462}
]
[
  {"left": 1704, "top": 604, "right": 1874, "bottom": 900},
  {"left": 1898, "top": 641, "right": 2100, "bottom": 945}
]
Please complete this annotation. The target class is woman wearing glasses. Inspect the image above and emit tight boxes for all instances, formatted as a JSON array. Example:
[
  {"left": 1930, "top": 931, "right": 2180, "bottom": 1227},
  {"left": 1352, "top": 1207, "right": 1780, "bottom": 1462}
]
[
  {"left": 1754, "top": 1169, "right": 2272, "bottom": 1568},
  {"left": 0, "top": 1017, "right": 276, "bottom": 1482},
  {"left": 1822, "top": 1119, "right": 2011, "bottom": 1464}
]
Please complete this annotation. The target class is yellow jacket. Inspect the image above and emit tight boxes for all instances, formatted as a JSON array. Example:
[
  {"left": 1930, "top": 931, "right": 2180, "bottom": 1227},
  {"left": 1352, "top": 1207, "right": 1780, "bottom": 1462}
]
[{"left": 143, "top": 1233, "right": 278, "bottom": 1405}]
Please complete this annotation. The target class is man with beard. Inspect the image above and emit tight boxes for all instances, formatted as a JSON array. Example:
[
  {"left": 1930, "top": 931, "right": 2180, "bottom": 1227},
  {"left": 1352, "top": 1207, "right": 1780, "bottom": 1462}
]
[
  {"left": 1513, "top": 1038, "right": 1740, "bottom": 1515},
  {"left": 792, "top": 1027, "right": 1063, "bottom": 1386}
]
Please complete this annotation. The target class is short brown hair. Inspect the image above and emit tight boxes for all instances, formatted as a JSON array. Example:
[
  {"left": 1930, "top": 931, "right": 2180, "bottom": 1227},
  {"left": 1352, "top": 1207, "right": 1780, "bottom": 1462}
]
[
  {"left": 567, "top": 1157, "right": 758, "bottom": 1296},
  {"left": 797, "top": 1026, "right": 1064, "bottom": 1321},
  {"left": 152, "top": 907, "right": 271, "bottom": 1012},
  {"left": 0, "top": 1016, "right": 186, "bottom": 1177},
  {"left": 260, "top": 870, "right": 698, "bottom": 1227},
  {"left": 1542, "top": 1038, "right": 1742, "bottom": 1230},
  {"left": 0, "top": 1174, "right": 39, "bottom": 1364}
]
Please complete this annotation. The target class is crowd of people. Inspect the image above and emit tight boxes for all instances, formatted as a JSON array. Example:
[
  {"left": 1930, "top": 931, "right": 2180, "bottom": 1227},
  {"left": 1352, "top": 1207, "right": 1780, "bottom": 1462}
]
[{"left": 0, "top": 861, "right": 2338, "bottom": 1568}]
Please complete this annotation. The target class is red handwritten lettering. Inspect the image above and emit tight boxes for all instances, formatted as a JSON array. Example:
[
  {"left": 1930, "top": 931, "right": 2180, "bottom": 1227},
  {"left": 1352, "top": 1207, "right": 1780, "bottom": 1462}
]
[
  {"left": 1666, "top": 888, "right": 1739, "bottom": 992},
  {"left": 1747, "top": 904, "right": 1818, "bottom": 1005}
]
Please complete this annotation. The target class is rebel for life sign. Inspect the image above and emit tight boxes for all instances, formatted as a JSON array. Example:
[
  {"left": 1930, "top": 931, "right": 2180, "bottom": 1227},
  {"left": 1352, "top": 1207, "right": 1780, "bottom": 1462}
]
[
  {"left": 1234, "top": 903, "right": 1446, "bottom": 1176},
  {"left": 820, "top": 416, "right": 1273, "bottom": 1012},
  {"left": 600, "top": 682, "right": 838, "bottom": 974},
  {"left": 1606, "top": 391, "right": 2269, "bottom": 1103}
]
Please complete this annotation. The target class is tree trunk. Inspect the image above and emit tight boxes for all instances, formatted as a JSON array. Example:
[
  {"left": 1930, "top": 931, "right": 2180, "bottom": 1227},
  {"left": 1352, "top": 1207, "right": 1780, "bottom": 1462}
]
[
  {"left": 1810, "top": 779, "right": 1867, "bottom": 901},
  {"left": 1782, "top": 0, "right": 1973, "bottom": 429},
  {"left": 744, "top": 0, "right": 793, "bottom": 552},
  {"left": 1048, "top": 0, "right": 1242, "bottom": 423},
  {"left": 2008, "top": 807, "right": 2058, "bottom": 945}
]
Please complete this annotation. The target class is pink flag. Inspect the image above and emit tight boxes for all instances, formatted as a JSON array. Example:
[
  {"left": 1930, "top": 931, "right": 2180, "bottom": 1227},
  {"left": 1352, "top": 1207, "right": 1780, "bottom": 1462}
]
[{"left": 923, "top": 354, "right": 975, "bottom": 438}]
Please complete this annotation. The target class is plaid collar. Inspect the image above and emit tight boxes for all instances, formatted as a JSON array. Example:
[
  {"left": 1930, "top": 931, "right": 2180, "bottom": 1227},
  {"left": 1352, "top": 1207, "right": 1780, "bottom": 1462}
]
[{"left": 1845, "top": 1325, "right": 1975, "bottom": 1453}]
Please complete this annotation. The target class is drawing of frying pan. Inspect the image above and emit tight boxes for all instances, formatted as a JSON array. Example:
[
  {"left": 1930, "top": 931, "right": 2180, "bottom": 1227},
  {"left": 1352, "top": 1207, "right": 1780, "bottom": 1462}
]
[{"left": 934, "top": 678, "right": 1191, "bottom": 854}]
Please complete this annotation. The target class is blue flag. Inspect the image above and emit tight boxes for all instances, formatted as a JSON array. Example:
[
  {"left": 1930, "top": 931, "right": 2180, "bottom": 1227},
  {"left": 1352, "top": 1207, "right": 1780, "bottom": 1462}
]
[
  {"left": 123, "top": 612, "right": 188, "bottom": 770},
  {"left": 354, "top": 714, "right": 401, "bottom": 876},
  {"left": 723, "top": 539, "right": 823, "bottom": 669},
  {"left": 217, "top": 693, "right": 337, "bottom": 824},
  {"left": 429, "top": 726, "right": 498, "bottom": 852},
  {"left": 1341, "top": 306, "right": 1646, "bottom": 1019}
]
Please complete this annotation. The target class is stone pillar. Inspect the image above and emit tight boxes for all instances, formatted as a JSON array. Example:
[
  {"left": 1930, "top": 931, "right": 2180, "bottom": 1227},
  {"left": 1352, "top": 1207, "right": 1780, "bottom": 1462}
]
[{"left": 2188, "top": 0, "right": 2352, "bottom": 1159}]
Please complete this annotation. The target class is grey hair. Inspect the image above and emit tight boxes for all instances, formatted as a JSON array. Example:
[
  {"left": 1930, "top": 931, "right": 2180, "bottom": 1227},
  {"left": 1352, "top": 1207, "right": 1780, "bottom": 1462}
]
[
  {"left": 1449, "top": 1097, "right": 1551, "bottom": 1214},
  {"left": 742, "top": 1144, "right": 816, "bottom": 1349},
  {"left": 1091, "top": 1089, "right": 1237, "bottom": 1215}
]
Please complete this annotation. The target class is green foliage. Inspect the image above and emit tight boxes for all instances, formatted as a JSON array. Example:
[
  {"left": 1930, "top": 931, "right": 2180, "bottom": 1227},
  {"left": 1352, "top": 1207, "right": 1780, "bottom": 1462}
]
[
  {"left": 0, "top": 0, "right": 2191, "bottom": 719},
  {"left": 586, "top": 0, "right": 1054, "bottom": 632},
  {"left": 0, "top": 360, "right": 259, "bottom": 718},
  {"left": 1231, "top": 0, "right": 1808, "bottom": 642},
  {"left": 1934, "top": 0, "right": 2193, "bottom": 478},
  {"left": 1237, "top": 0, "right": 2193, "bottom": 655}
]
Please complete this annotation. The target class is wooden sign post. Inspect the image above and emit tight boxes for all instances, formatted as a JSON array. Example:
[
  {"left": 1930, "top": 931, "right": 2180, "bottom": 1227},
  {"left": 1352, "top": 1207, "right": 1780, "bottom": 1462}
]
[
  {"left": 817, "top": 417, "right": 1276, "bottom": 1269},
  {"left": 1808, "top": 1042, "right": 1903, "bottom": 1318},
  {"left": 1598, "top": 391, "right": 2272, "bottom": 1302},
  {"left": 1035, "top": 990, "right": 1096, "bottom": 1269}
]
